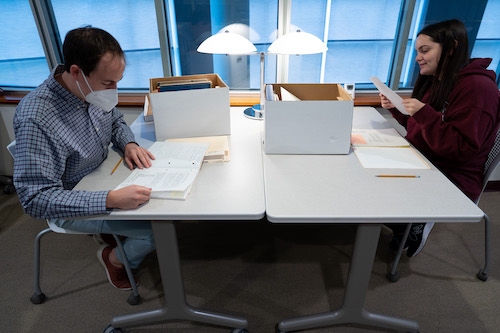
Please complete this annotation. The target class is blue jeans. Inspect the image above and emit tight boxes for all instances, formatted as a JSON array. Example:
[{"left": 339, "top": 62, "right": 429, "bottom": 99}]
[{"left": 49, "top": 219, "right": 155, "bottom": 269}]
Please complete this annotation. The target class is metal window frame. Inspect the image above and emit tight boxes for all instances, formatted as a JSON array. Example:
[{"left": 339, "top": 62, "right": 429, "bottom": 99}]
[{"left": 29, "top": 0, "right": 63, "bottom": 70}]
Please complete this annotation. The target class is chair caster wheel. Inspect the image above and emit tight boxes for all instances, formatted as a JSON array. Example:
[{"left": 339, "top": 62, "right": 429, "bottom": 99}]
[
  {"left": 3, "top": 184, "right": 15, "bottom": 194},
  {"left": 275, "top": 323, "right": 286, "bottom": 333},
  {"left": 30, "top": 292, "right": 46, "bottom": 304},
  {"left": 127, "top": 293, "right": 141, "bottom": 305},
  {"left": 230, "top": 329, "right": 249, "bottom": 333},
  {"left": 386, "top": 272, "right": 400, "bottom": 283},
  {"left": 477, "top": 270, "right": 488, "bottom": 281},
  {"left": 103, "top": 325, "right": 122, "bottom": 333}
]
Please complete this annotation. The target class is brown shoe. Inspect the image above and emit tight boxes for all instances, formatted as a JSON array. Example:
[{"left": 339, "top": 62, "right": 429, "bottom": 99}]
[
  {"left": 93, "top": 234, "right": 127, "bottom": 248},
  {"left": 97, "top": 245, "right": 139, "bottom": 290}
]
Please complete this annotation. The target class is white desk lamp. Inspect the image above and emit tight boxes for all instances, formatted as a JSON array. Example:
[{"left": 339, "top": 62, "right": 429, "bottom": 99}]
[
  {"left": 196, "top": 30, "right": 257, "bottom": 55},
  {"left": 198, "top": 29, "right": 327, "bottom": 120}
]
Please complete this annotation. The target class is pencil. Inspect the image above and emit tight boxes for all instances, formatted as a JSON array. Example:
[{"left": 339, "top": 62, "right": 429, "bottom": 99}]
[
  {"left": 110, "top": 157, "right": 123, "bottom": 175},
  {"left": 376, "top": 174, "right": 420, "bottom": 178}
]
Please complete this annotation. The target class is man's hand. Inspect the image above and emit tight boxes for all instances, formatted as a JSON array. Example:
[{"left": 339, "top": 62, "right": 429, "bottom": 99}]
[
  {"left": 123, "top": 143, "right": 155, "bottom": 170},
  {"left": 106, "top": 185, "right": 152, "bottom": 209}
]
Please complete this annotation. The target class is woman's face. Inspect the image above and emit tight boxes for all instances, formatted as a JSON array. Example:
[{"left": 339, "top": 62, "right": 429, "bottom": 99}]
[{"left": 415, "top": 34, "right": 443, "bottom": 76}]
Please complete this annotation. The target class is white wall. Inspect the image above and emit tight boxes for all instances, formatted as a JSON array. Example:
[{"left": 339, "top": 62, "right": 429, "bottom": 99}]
[{"left": 0, "top": 104, "right": 142, "bottom": 176}]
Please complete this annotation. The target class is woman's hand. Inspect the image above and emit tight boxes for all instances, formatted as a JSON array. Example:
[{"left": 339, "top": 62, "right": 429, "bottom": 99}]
[
  {"left": 402, "top": 98, "right": 425, "bottom": 116},
  {"left": 379, "top": 94, "right": 395, "bottom": 109}
]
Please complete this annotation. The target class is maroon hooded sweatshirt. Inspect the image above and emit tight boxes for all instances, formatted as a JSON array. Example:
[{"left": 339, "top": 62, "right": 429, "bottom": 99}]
[{"left": 389, "top": 58, "right": 500, "bottom": 201}]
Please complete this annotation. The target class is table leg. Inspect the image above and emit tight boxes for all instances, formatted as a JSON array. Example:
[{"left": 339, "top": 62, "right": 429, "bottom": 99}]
[
  {"left": 110, "top": 221, "right": 248, "bottom": 330},
  {"left": 277, "top": 224, "right": 420, "bottom": 332}
]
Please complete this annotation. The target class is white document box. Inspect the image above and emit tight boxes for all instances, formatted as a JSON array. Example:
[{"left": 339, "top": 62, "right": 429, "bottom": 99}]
[
  {"left": 148, "top": 74, "right": 231, "bottom": 141},
  {"left": 264, "top": 83, "right": 354, "bottom": 154}
]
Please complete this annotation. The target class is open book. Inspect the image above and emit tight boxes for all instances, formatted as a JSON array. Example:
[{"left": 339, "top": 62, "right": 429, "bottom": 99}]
[{"left": 115, "top": 141, "right": 209, "bottom": 200}]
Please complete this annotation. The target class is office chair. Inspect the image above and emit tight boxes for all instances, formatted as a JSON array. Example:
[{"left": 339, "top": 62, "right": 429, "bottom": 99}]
[
  {"left": 6, "top": 141, "right": 140, "bottom": 305},
  {"left": 387, "top": 129, "right": 500, "bottom": 283},
  {"left": 1, "top": 142, "right": 15, "bottom": 194}
]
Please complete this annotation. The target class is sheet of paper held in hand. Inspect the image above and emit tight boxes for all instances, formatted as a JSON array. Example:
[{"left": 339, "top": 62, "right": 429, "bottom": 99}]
[{"left": 370, "top": 76, "right": 409, "bottom": 115}]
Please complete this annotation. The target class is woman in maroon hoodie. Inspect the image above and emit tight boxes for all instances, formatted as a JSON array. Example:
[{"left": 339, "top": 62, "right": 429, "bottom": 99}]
[{"left": 380, "top": 19, "right": 500, "bottom": 257}]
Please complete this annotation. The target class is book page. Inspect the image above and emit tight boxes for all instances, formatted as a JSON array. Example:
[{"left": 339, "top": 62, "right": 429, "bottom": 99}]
[
  {"left": 351, "top": 128, "right": 409, "bottom": 147},
  {"left": 117, "top": 167, "right": 198, "bottom": 192},
  {"left": 148, "top": 141, "right": 209, "bottom": 168},
  {"left": 370, "top": 76, "right": 409, "bottom": 115},
  {"left": 167, "top": 136, "right": 230, "bottom": 162}
]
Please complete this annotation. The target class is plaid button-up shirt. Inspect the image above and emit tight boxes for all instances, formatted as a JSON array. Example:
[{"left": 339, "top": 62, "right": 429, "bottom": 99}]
[{"left": 13, "top": 65, "right": 136, "bottom": 219}]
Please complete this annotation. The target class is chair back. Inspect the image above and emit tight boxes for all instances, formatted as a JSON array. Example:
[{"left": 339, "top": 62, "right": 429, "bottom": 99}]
[
  {"left": 477, "top": 129, "right": 500, "bottom": 203},
  {"left": 6, "top": 140, "right": 87, "bottom": 235},
  {"left": 7, "top": 140, "right": 16, "bottom": 158}
]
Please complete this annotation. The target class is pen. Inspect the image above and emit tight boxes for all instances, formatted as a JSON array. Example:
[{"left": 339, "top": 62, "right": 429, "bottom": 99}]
[
  {"left": 376, "top": 174, "right": 420, "bottom": 178},
  {"left": 110, "top": 157, "right": 123, "bottom": 175}
]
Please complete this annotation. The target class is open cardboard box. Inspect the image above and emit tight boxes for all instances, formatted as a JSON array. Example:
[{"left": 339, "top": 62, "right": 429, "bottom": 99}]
[
  {"left": 147, "top": 74, "right": 230, "bottom": 140},
  {"left": 264, "top": 83, "right": 353, "bottom": 154}
]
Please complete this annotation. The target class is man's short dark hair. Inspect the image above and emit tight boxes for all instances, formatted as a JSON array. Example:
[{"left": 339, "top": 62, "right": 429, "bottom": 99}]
[{"left": 62, "top": 26, "right": 125, "bottom": 74}]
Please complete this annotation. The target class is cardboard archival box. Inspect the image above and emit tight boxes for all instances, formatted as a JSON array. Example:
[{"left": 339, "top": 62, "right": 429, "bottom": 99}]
[
  {"left": 148, "top": 74, "right": 230, "bottom": 141},
  {"left": 264, "top": 83, "right": 353, "bottom": 154}
]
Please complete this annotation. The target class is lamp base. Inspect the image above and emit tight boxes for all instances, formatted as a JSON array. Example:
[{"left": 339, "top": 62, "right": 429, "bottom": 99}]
[{"left": 243, "top": 104, "right": 264, "bottom": 120}]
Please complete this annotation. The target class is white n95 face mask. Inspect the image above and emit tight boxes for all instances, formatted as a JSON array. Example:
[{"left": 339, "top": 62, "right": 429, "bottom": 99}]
[{"left": 76, "top": 71, "right": 118, "bottom": 112}]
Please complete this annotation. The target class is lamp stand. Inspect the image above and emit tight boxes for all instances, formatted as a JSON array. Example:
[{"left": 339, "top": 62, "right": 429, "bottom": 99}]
[{"left": 243, "top": 52, "right": 265, "bottom": 120}]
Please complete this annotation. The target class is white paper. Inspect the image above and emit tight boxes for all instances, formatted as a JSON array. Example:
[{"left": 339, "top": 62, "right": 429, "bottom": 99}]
[
  {"left": 351, "top": 128, "right": 409, "bottom": 147},
  {"left": 353, "top": 146, "right": 429, "bottom": 169},
  {"left": 280, "top": 87, "right": 301, "bottom": 101},
  {"left": 370, "top": 76, "right": 409, "bottom": 115}
]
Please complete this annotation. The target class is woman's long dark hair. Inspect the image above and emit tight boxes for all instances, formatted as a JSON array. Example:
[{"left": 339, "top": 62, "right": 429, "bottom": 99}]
[{"left": 412, "top": 19, "right": 470, "bottom": 111}]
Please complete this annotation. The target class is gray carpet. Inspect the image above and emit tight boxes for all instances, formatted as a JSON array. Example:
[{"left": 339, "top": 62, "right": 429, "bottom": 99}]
[{"left": 1, "top": 189, "right": 500, "bottom": 333}]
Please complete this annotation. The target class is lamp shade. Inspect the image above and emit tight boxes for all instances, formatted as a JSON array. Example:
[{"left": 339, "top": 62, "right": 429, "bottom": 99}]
[
  {"left": 268, "top": 30, "right": 327, "bottom": 55},
  {"left": 197, "top": 30, "right": 257, "bottom": 55},
  {"left": 217, "top": 23, "right": 260, "bottom": 42}
]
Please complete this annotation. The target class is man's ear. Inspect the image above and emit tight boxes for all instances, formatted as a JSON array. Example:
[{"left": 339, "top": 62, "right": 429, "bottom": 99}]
[{"left": 69, "top": 65, "right": 81, "bottom": 80}]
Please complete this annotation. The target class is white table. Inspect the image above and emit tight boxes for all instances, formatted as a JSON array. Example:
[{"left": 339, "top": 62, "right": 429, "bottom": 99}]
[
  {"left": 264, "top": 107, "right": 485, "bottom": 332},
  {"left": 75, "top": 107, "right": 265, "bottom": 332}
]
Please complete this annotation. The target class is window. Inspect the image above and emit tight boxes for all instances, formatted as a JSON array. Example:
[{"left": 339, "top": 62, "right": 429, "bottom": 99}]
[
  {"left": 0, "top": 0, "right": 48, "bottom": 88},
  {"left": 51, "top": 0, "right": 163, "bottom": 90},
  {"left": 291, "top": 0, "right": 405, "bottom": 85},
  {"left": 170, "top": 0, "right": 279, "bottom": 89},
  {"left": 471, "top": 0, "right": 500, "bottom": 81},
  {"left": 1, "top": 0, "right": 499, "bottom": 91}
]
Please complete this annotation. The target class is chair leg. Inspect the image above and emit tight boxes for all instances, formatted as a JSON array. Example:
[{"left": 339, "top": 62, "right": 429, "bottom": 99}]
[
  {"left": 386, "top": 223, "right": 411, "bottom": 283},
  {"left": 112, "top": 235, "right": 141, "bottom": 305},
  {"left": 30, "top": 228, "right": 53, "bottom": 304},
  {"left": 477, "top": 213, "right": 490, "bottom": 281}
]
